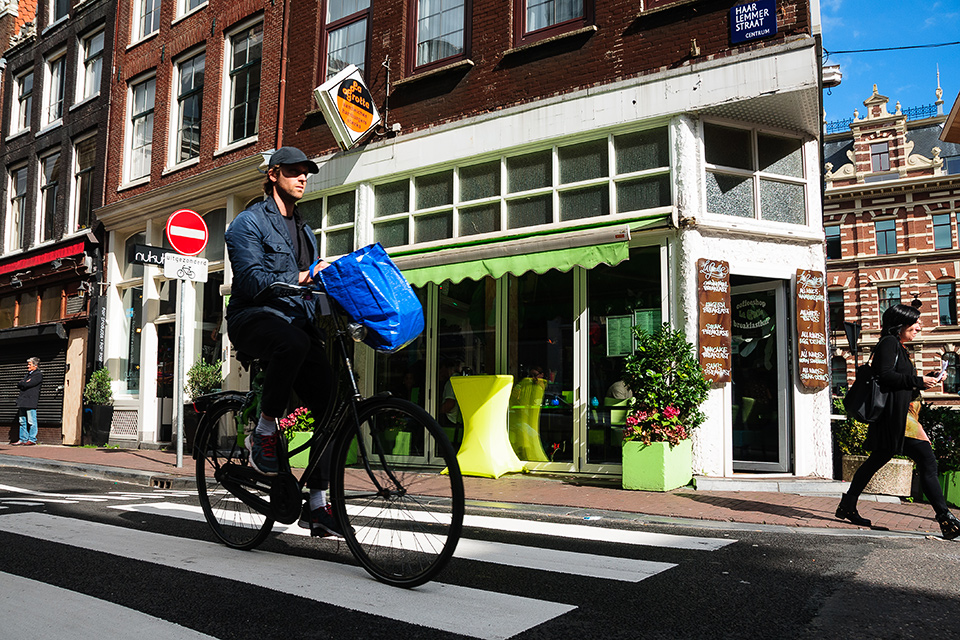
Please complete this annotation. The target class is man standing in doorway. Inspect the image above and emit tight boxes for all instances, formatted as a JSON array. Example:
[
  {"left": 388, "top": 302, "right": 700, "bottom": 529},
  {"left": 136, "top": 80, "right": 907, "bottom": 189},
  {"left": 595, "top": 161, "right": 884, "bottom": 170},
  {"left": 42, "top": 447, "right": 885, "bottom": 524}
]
[{"left": 12, "top": 357, "right": 42, "bottom": 445}]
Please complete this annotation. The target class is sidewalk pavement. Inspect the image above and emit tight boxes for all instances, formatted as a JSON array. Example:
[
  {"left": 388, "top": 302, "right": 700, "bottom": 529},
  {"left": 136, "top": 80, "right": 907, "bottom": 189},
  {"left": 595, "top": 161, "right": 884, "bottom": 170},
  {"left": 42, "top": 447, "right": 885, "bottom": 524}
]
[{"left": 0, "top": 443, "right": 949, "bottom": 539}]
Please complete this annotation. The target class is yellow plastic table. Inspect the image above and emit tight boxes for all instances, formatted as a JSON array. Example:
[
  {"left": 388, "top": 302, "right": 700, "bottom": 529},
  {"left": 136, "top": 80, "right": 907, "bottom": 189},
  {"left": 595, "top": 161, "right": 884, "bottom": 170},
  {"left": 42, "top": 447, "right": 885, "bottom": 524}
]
[{"left": 448, "top": 375, "right": 527, "bottom": 478}]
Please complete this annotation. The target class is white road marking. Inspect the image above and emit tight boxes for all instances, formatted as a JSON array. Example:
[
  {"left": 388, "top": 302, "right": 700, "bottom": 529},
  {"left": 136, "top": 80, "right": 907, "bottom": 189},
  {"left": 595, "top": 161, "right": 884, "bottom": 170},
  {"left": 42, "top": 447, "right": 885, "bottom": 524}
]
[
  {"left": 0, "top": 513, "right": 575, "bottom": 640},
  {"left": 0, "top": 572, "right": 218, "bottom": 640}
]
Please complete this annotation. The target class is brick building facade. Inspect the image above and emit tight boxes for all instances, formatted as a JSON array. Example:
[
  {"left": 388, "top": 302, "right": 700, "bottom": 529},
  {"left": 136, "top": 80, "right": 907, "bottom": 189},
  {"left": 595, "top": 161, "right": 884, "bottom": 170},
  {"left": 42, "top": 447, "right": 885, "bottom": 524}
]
[{"left": 824, "top": 84, "right": 960, "bottom": 401}]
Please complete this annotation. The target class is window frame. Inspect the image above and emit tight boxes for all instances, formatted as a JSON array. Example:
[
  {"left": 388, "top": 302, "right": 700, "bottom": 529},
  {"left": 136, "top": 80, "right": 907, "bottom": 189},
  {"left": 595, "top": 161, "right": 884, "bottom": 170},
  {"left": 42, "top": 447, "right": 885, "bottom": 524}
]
[
  {"left": 878, "top": 285, "right": 901, "bottom": 321},
  {"left": 6, "top": 165, "right": 29, "bottom": 253},
  {"left": 513, "top": 0, "right": 591, "bottom": 46},
  {"left": 221, "top": 19, "right": 262, "bottom": 148},
  {"left": 938, "top": 282, "right": 957, "bottom": 326},
  {"left": 77, "top": 27, "right": 105, "bottom": 104},
  {"left": 50, "top": 0, "right": 70, "bottom": 25},
  {"left": 323, "top": 0, "right": 372, "bottom": 80},
  {"left": 178, "top": 0, "right": 207, "bottom": 19},
  {"left": 408, "top": 0, "right": 470, "bottom": 74},
  {"left": 703, "top": 121, "right": 809, "bottom": 226},
  {"left": 827, "top": 289, "right": 844, "bottom": 333},
  {"left": 43, "top": 49, "right": 67, "bottom": 127},
  {"left": 72, "top": 135, "right": 98, "bottom": 233},
  {"left": 874, "top": 218, "right": 897, "bottom": 255},
  {"left": 825, "top": 225, "right": 841, "bottom": 259},
  {"left": 38, "top": 152, "right": 62, "bottom": 245},
  {"left": 933, "top": 213, "right": 953, "bottom": 250},
  {"left": 170, "top": 49, "right": 206, "bottom": 167},
  {"left": 134, "top": 0, "right": 162, "bottom": 43},
  {"left": 125, "top": 73, "right": 157, "bottom": 184},
  {"left": 870, "top": 142, "right": 890, "bottom": 173}
]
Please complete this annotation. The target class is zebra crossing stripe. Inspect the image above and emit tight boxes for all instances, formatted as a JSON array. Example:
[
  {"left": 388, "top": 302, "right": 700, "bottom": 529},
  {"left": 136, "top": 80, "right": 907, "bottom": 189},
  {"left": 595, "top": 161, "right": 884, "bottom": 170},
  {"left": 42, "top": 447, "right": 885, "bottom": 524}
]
[
  {"left": 0, "top": 572, "right": 218, "bottom": 640},
  {"left": 0, "top": 512, "right": 574, "bottom": 640},
  {"left": 110, "top": 502, "right": 680, "bottom": 582}
]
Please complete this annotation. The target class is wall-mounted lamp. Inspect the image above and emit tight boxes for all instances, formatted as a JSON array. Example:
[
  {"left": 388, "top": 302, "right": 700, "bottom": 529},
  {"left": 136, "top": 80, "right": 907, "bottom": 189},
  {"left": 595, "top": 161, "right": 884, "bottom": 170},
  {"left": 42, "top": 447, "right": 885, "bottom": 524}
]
[
  {"left": 10, "top": 276, "right": 22, "bottom": 289},
  {"left": 51, "top": 258, "right": 63, "bottom": 269}
]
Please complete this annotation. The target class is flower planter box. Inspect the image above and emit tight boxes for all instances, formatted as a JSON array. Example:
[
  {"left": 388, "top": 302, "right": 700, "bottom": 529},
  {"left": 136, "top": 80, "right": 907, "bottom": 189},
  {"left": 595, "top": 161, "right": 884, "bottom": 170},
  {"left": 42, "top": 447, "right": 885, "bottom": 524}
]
[
  {"left": 841, "top": 454, "right": 914, "bottom": 497},
  {"left": 622, "top": 439, "right": 693, "bottom": 491},
  {"left": 288, "top": 432, "right": 359, "bottom": 468},
  {"left": 940, "top": 471, "right": 960, "bottom": 509}
]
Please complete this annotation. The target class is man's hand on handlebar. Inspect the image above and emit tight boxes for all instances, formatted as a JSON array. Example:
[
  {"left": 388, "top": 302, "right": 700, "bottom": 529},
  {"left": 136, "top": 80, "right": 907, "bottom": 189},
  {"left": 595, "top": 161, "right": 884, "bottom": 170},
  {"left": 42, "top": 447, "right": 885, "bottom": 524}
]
[{"left": 302, "top": 259, "right": 331, "bottom": 284}]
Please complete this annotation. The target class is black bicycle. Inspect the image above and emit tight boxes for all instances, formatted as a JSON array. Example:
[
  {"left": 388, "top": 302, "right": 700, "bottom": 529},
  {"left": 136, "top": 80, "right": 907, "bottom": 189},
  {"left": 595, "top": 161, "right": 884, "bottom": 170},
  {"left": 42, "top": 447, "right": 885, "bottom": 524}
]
[{"left": 193, "top": 282, "right": 464, "bottom": 588}]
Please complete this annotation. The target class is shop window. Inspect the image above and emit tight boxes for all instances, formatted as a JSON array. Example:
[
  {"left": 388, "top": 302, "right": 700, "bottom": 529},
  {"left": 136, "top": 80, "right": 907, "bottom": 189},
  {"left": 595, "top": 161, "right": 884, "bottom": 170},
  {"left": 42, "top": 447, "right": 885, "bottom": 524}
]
[
  {"left": 825, "top": 225, "right": 841, "bottom": 259},
  {"left": 933, "top": 214, "right": 953, "bottom": 250},
  {"left": 200, "top": 271, "right": 225, "bottom": 363},
  {"left": 587, "top": 246, "right": 663, "bottom": 465},
  {"left": 40, "top": 288, "right": 61, "bottom": 323},
  {"left": 615, "top": 129, "right": 671, "bottom": 213},
  {"left": 704, "top": 123, "right": 806, "bottom": 225},
  {"left": 127, "top": 75, "right": 156, "bottom": 182},
  {"left": 507, "top": 151, "right": 552, "bottom": 229},
  {"left": 878, "top": 285, "right": 900, "bottom": 320},
  {"left": 123, "top": 232, "right": 146, "bottom": 280},
  {"left": 300, "top": 190, "right": 357, "bottom": 257},
  {"left": 870, "top": 143, "right": 890, "bottom": 172},
  {"left": 875, "top": 219, "right": 897, "bottom": 255},
  {"left": 508, "top": 269, "right": 574, "bottom": 463},
  {"left": 325, "top": 0, "right": 370, "bottom": 79},
  {"left": 19, "top": 292, "right": 38, "bottom": 326},
  {"left": 412, "top": 0, "right": 467, "bottom": 71},
  {"left": 73, "top": 136, "right": 97, "bottom": 232},
  {"left": 458, "top": 161, "right": 501, "bottom": 236},
  {"left": 78, "top": 28, "right": 104, "bottom": 102},
  {"left": 7, "top": 166, "right": 28, "bottom": 252},
  {"left": 202, "top": 208, "right": 226, "bottom": 262},
  {"left": 558, "top": 139, "right": 608, "bottom": 221},
  {"left": 120, "top": 286, "right": 144, "bottom": 393},
  {"left": 226, "top": 21, "right": 262, "bottom": 145},
  {"left": 0, "top": 296, "right": 14, "bottom": 329},
  {"left": 373, "top": 180, "right": 411, "bottom": 247},
  {"left": 415, "top": 171, "right": 454, "bottom": 243},
  {"left": 938, "top": 283, "right": 957, "bottom": 326},
  {"left": 831, "top": 356, "right": 848, "bottom": 396}
]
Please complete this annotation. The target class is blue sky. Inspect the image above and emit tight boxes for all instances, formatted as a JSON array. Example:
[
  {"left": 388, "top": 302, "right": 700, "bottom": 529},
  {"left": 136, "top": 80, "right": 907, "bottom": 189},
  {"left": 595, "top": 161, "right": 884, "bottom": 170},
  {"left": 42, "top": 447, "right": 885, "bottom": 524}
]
[{"left": 820, "top": 0, "right": 960, "bottom": 124}]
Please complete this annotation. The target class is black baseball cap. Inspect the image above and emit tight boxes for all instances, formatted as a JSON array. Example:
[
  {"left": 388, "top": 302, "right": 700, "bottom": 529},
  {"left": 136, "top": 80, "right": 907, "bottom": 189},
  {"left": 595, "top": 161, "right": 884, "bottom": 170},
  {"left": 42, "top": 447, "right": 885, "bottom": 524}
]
[{"left": 267, "top": 147, "right": 319, "bottom": 173}]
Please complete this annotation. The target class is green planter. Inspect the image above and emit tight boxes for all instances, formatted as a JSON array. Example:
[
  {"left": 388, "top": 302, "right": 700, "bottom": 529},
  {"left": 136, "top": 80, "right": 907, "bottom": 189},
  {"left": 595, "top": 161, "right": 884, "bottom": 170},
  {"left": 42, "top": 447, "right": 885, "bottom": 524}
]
[
  {"left": 940, "top": 471, "right": 960, "bottom": 509},
  {"left": 622, "top": 439, "right": 693, "bottom": 491},
  {"left": 288, "top": 432, "right": 359, "bottom": 468}
]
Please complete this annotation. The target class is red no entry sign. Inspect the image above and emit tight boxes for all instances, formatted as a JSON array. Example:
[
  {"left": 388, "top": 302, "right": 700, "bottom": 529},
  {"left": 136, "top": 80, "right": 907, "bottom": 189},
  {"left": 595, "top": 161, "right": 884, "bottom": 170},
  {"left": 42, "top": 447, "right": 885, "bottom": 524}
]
[{"left": 166, "top": 209, "right": 208, "bottom": 256}]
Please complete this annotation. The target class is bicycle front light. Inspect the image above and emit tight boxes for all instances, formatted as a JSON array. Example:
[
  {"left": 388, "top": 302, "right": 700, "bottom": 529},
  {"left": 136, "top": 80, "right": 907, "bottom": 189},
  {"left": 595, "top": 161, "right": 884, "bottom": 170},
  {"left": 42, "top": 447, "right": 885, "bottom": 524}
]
[{"left": 347, "top": 322, "right": 367, "bottom": 343}]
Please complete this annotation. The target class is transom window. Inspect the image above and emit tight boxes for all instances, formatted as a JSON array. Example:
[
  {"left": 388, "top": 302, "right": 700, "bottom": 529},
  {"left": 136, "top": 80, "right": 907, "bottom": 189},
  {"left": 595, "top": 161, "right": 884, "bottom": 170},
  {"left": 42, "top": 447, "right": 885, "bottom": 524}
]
[
  {"left": 413, "top": 0, "right": 467, "bottom": 70},
  {"left": 326, "top": 0, "right": 370, "bottom": 79},
  {"left": 227, "top": 22, "right": 262, "bottom": 144},
  {"left": 368, "top": 127, "right": 671, "bottom": 249},
  {"left": 128, "top": 76, "right": 156, "bottom": 181},
  {"left": 44, "top": 51, "right": 67, "bottom": 125},
  {"left": 874, "top": 219, "right": 897, "bottom": 255},
  {"left": 79, "top": 29, "right": 104, "bottom": 102},
  {"left": 14, "top": 71, "right": 32, "bottom": 132},
  {"left": 175, "top": 52, "right": 205, "bottom": 163},
  {"left": 299, "top": 191, "right": 357, "bottom": 258},
  {"left": 704, "top": 123, "right": 807, "bottom": 225},
  {"left": 7, "top": 166, "right": 28, "bottom": 252}
]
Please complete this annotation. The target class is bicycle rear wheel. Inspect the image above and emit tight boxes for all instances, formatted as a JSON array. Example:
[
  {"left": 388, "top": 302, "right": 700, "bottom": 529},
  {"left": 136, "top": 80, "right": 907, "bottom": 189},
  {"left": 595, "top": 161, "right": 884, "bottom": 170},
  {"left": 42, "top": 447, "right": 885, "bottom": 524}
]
[
  {"left": 331, "top": 397, "right": 465, "bottom": 588},
  {"left": 195, "top": 398, "right": 275, "bottom": 549}
]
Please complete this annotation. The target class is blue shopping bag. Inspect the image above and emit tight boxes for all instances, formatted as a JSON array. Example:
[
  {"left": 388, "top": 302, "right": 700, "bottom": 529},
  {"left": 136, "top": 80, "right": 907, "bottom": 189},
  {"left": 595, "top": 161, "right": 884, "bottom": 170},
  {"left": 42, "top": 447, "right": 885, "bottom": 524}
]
[{"left": 319, "top": 243, "right": 424, "bottom": 352}]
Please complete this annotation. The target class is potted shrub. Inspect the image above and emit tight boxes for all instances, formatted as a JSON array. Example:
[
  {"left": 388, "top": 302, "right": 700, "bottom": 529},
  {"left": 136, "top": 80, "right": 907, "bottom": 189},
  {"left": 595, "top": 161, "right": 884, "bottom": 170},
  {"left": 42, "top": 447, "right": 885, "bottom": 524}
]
[
  {"left": 621, "top": 323, "right": 709, "bottom": 491},
  {"left": 833, "top": 394, "right": 914, "bottom": 497},
  {"left": 920, "top": 402, "right": 960, "bottom": 508},
  {"left": 83, "top": 367, "right": 114, "bottom": 447},
  {"left": 183, "top": 360, "right": 223, "bottom": 447}
]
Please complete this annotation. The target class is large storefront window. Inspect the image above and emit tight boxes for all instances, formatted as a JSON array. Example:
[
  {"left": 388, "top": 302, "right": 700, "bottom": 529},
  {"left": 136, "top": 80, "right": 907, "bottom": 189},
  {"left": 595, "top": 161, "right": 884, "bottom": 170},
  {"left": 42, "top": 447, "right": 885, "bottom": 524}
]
[
  {"left": 507, "top": 270, "right": 574, "bottom": 463},
  {"left": 586, "top": 247, "right": 662, "bottom": 465}
]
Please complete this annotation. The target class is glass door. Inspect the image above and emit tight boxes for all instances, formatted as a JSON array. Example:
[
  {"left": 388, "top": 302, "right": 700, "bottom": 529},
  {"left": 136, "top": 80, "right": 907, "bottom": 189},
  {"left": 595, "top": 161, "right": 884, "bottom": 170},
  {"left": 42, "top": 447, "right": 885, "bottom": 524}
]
[{"left": 730, "top": 281, "right": 791, "bottom": 472}]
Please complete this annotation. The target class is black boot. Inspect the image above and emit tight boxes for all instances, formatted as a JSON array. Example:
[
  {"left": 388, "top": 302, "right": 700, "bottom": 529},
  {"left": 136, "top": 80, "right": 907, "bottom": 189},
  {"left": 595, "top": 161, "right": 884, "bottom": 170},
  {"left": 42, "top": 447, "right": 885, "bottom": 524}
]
[
  {"left": 836, "top": 493, "right": 872, "bottom": 527},
  {"left": 937, "top": 511, "right": 960, "bottom": 540}
]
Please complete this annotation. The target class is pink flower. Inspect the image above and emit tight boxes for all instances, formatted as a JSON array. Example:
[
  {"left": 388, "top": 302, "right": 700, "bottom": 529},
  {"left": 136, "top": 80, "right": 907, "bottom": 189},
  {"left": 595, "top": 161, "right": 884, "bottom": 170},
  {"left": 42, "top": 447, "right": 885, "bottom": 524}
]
[
  {"left": 626, "top": 414, "right": 639, "bottom": 426},
  {"left": 663, "top": 406, "right": 680, "bottom": 419}
]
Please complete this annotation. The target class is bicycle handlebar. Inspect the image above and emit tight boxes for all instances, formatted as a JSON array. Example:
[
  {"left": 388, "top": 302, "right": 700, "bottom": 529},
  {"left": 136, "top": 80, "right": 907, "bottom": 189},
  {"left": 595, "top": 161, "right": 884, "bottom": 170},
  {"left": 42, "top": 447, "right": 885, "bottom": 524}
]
[{"left": 252, "top": 282, "right": 332, "bottom": 318}]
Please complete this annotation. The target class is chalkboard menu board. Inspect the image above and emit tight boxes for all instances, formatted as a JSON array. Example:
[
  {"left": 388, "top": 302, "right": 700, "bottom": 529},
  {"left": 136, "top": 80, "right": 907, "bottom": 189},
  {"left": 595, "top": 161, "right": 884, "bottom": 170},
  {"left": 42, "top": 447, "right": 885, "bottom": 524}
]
[
  {"left": 796, "top": 269, "right": 829, "bottom": 390},
  {"left": 697, "top": 259, "right": 732, "bottom": 383}
]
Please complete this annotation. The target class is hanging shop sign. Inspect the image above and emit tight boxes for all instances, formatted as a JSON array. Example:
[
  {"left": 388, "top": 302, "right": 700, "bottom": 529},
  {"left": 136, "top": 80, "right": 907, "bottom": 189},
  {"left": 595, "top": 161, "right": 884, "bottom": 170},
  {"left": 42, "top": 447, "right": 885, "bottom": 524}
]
[
  {"left": 131, "top": 244, "right": 167, "bottom": 266},
  {"left": 314, "top": 64, "right": 382, "bottom": 150},
  {"left": 796, "top": 269, "right": 829, "bottom": 390},
  {"left": 697, "top": 258, "right": 732, "bottom": 383},
  {"left": 730, "top": 0, "right": 777, "bottom": 45}
]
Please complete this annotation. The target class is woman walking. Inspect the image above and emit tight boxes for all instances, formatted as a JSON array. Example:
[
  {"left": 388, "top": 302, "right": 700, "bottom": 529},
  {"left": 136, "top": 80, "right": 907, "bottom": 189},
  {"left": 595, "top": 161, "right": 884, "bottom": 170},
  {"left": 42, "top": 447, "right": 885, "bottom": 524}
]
[{"left": 836, "top": 304, "right": 960, "bottom": 540}]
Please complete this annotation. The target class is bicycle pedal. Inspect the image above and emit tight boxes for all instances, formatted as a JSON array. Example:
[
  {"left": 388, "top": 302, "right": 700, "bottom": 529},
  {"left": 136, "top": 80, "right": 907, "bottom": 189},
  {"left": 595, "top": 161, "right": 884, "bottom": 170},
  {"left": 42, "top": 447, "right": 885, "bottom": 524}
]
[{"left": 269, "top": 473, "right": 302, "bottom": 524}]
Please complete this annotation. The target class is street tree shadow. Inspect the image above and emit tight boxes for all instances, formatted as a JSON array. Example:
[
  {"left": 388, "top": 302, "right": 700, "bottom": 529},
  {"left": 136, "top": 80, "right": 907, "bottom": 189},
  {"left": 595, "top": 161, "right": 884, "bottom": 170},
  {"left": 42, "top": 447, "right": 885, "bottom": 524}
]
[{"left": 677, "top": 492, "right": 832, "bottom": 523}]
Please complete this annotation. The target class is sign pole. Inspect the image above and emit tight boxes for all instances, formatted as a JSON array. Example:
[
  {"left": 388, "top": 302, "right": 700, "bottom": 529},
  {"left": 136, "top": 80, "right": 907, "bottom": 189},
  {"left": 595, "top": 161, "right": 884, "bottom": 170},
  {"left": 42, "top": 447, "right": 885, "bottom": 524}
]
[{"left": 175, "top": 281, "right": 186, "bottom": 468}]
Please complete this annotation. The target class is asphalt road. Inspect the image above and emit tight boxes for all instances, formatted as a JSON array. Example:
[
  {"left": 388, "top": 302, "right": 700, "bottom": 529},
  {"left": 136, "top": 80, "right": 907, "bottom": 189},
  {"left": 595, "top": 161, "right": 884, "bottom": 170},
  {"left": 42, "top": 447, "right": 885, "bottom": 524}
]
[{"left": 1, "top": 467, "right": 958, "bottom": 640}]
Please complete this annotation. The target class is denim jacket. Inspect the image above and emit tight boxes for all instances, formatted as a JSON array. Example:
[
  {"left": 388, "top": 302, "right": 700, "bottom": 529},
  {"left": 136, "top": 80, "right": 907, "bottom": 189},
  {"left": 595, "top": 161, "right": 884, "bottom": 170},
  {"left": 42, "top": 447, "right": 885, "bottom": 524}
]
[{"left": 225, "top": 197, "right": 319, "bottom": 329}]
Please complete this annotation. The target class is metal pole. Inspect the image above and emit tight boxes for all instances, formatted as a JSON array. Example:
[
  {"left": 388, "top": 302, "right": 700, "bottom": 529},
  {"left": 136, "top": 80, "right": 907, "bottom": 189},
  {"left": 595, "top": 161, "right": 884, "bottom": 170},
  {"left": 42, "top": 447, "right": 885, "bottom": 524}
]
[{"left": 175, "top": 279, "right": 185, "bottom": 468}]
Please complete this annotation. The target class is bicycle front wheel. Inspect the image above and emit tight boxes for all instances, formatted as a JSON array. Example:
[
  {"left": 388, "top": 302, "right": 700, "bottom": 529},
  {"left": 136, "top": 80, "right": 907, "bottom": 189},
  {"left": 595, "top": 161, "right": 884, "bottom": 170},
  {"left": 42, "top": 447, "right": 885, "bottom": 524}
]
[
  {"left": 195, "top": 398, "right": 275, "bottom": 550},
  {"left": 331, "top": 397, "right": 465, "bottom": 588}
]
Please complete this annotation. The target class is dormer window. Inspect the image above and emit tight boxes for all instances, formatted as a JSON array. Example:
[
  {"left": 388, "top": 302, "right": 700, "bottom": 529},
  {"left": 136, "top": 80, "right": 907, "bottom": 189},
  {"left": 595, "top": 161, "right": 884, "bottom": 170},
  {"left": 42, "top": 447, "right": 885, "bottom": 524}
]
[{"left": 870, "top": 143, "right": 890, "bottom": 172}]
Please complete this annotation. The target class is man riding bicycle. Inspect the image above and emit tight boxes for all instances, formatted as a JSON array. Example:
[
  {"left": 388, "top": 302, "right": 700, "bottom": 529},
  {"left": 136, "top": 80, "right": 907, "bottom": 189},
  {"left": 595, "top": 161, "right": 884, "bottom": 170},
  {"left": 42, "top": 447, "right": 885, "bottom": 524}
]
[{"left": 224, "top": 146, "right": 342, "bottom": 537}]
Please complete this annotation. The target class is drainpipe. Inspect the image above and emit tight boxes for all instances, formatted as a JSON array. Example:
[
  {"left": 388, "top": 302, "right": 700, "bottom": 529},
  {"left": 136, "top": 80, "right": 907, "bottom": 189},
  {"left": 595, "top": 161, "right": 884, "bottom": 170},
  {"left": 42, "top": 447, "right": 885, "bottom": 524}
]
[{"left": 276, "top": 0, "right": 291, "bottom": 148}]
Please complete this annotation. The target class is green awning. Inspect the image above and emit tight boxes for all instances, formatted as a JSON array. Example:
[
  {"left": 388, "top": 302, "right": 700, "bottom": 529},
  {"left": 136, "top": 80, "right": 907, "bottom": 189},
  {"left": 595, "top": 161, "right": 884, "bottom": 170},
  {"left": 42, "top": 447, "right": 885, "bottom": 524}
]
[{"left": 404, "top": 241, "right": 629, "bottom": 287}]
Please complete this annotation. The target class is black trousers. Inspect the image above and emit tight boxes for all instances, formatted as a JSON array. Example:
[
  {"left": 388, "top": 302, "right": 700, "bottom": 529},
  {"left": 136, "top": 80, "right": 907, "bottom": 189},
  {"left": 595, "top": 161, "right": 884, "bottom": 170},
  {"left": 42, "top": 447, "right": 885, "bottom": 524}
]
[
  {"left": 847, "top": 437, "right": 948, "bottom": 517},
  {"left": 229, "top": 314, "right": 336, "bottom": 490}
]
